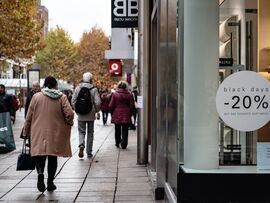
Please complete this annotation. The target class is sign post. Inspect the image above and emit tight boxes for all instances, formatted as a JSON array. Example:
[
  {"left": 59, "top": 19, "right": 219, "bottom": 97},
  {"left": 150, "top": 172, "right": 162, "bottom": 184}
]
[{"left": 27, "top": 69, "right": 40, "bottom": 93}]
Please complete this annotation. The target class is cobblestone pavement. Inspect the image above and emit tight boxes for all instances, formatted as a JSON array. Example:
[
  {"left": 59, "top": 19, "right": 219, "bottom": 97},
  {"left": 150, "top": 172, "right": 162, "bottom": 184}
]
[{"left": 0, "top": 109, "right": 159, "bottom": 203}]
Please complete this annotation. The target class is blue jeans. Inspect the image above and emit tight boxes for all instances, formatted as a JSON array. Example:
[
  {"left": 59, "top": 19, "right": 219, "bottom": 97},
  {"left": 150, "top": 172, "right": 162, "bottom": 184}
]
[{"left": 78, "top": 120, "right": 94, "bottom": 155}]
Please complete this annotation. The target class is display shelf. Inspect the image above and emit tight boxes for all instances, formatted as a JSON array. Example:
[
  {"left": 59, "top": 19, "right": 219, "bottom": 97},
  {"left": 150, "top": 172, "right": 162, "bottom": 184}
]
[
  {"left": 181, "top": 165, "right": 270, "bottom": 174},
  {"left": 219, "top": 64, "right": 244, "bottom": 70}
]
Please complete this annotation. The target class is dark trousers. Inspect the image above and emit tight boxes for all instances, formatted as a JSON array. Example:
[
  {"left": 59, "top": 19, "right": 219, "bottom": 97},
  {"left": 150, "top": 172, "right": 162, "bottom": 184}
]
[
  {"left": 115, "top": 124, "right": 129, "bottom": 149},
  {"left": 34, "top": 155, "right": 57, "bottom": 182},
  {"left": 102, "top": 110, "right": 109, "bottom": 125}
]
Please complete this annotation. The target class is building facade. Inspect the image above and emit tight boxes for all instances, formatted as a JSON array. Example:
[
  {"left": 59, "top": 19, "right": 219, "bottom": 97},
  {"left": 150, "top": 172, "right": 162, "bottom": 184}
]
[
  {"left": 105, "top": 0, "right": 138, "bottom": 87},
  {"left": 138, "top": 0, "right": 270, "bottom": 202}
]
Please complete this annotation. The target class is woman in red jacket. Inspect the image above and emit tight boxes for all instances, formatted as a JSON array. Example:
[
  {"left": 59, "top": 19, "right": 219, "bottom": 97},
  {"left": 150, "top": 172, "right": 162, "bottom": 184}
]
[
  {"left": 109, "top": 81, "right": 134, "bottom": 149},
  {"left": 100, "top": 89, "right": 110, "bottom": 125}
]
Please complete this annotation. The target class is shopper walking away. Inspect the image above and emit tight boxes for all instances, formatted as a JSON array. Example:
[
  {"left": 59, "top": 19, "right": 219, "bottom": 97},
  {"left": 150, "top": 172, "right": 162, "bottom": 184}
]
[
  {"left": 109, "top": 81, "right": 135, "bottom": 149},
  {"left": 23, "top": 76, "right": 74, "bottom": 192},
  {"left": 25, "top": 81, "right": 41, "bottom": 118},
  {"left": 100, "top": 89, "right": 110, "bottom": 125},
  {"left": 0, "top": 84, "right": 16, "bottom": 153},
  {"left": 0, "top": 84, "right": 15, "bottom": 122},
  {"left": 10, "top": 94, "right": 19, "bottom": 124},
  {"left": 71, "top": 72, "right": 101, "bottom": 158}
]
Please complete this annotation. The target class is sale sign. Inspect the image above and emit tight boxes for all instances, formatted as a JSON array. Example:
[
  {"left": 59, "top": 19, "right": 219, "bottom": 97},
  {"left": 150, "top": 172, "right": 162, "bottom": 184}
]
[{"left": 216, "top": 71, "right": 270, "bottom": 131}]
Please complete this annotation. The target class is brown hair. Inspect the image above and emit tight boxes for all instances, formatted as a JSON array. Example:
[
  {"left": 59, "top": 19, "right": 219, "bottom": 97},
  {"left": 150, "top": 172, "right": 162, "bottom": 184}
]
[{"left": 117, "top": 81, "right": 128, "bottom": 89}]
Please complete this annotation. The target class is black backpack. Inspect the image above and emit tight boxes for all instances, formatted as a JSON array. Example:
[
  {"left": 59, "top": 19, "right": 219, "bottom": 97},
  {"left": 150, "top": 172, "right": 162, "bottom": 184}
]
[{"left": 75, "top": 86, "right": 95, "bottom": 115}]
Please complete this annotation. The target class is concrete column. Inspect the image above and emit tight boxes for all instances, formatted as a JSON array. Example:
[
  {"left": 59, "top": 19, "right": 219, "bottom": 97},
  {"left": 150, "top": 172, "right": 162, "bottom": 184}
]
[
  {"left": 183, "top": 0, "right": 219, "bottom": 169},
  {"left": 137, "top": 0, "right": 149, "bottom": 164}
]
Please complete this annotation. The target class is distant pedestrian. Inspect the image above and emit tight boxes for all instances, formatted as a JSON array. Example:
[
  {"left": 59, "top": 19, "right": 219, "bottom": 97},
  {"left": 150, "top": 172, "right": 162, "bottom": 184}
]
[
  {"left": 11, "top": 94, "right": 19, "bottom": 124},
  {"left": 67, "top": 90, "right": 73, "bottom": 108},
  {"left": 62, "top": 90, "right": 73, "bottom": 109},
  {"left": 0, "top": 84, "right": 15, "bottom": 121},
  {"left": 23, "top": 76, "right": 74, "bottom": 192},
  {"left": 18, "top": 92, "right": 24, "bottom": 111},
  {"left": 130, "top": 86, "right": 138, "bottom": 130},
  {"left": 25, "top": 81, "right": 41, "bottom": 118},
  {"left": 107, "top": 84, "right": 117, "bottom": 101},
  {"left": 109, "top": 81, "right": 135, "bottom": 149},
  {"left": 0, "top": 84, "right": 16, "bottom": 153},
  {"left": 71, "top": 72, "right": 101, "bottom": 158},
  {"left": 100, "top": 89, "right": 109, "bottom": 125}
]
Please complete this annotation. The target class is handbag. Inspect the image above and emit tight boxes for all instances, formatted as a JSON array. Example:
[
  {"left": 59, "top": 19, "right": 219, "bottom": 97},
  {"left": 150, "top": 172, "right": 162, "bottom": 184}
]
[
  {"left": 16, "top": 139, "right": 35, "bottom": 171},
  {"left": 96, "top": 112, "right": 100, "bottom": 120},
  {"left": 19, "top": 127, "right": 24, "bottom": 139}
]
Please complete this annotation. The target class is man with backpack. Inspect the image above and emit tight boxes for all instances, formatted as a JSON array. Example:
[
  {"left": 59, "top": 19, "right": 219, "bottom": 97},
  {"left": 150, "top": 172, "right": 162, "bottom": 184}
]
[{"left": 71, "top": 72, "right": 101, "bottom": 158}]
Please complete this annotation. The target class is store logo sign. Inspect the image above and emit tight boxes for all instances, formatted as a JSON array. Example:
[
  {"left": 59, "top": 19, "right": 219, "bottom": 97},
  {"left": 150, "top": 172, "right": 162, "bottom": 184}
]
[
  {"left": 219, "top": 58, "right": 233, "bottom": 66},
  {"left": 0, "top": 127, "right": 8, "bottom": 132},
  {"left": 112, "top": 0, "right": 138, "bottom": 28},
  {"left": 109, "top": 60, "right": 122, "bottom": 76}
]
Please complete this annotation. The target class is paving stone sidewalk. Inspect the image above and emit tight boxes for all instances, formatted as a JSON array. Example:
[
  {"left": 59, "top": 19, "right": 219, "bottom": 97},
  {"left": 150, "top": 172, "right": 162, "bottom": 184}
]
[{"left": 0, "top": 109, "right": 158, "bottom": 203}]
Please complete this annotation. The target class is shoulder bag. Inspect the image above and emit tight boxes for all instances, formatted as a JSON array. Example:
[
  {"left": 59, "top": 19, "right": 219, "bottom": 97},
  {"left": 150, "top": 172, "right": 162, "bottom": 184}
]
[{"left": 16, "top": 139, "right": 35, "bottom": 171}]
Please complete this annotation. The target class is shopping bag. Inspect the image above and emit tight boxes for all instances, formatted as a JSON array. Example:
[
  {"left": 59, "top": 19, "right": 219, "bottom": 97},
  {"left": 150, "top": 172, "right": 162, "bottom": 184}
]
[
  {"left": 96, "top": 112, "right": 100, "bottom": 120},
  {"left": 0, "top": 112, "right": 16, "bottom": 153},
  {"left": 16, "top": 139, "right": 35, "bottom": 171}
]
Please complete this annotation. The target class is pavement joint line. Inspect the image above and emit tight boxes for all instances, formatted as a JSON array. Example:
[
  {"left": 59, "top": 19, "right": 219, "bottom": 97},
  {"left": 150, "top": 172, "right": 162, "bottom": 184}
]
[
  {"left": 35, "top": 135, "right": 87, "bottom": 200},
  {"left": 0, "top": 150, "right": 17, "bottom": 162},
  {"left": 73, "top": 126, "right": 113, "bottom": 203},
  {"left": 112, "top": 148, "right": 120, "bottom": 203},
  {"left": 0, "top": 170, "right": 32, "bottom": 199},
  {"left": 0, "top": 163, "right": 16, "bottom": 176},
  {"left": 35, "top": 119, "right": 114, "bottom": 200},
  {"left": 0, "top": 112, "right": 158, "bottom": 202}
]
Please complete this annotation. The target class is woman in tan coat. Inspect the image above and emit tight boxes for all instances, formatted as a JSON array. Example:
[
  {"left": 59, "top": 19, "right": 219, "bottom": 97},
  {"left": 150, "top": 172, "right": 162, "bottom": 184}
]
[{"left": 23, "top": 76, "right": 74, "bottom": 192}]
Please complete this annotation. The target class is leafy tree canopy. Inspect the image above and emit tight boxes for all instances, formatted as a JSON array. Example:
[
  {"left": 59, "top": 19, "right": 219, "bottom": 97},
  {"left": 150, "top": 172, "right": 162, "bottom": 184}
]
[
  {"left": 0, "top": 0, "right": 43, "bottom": 61},
  {"left": 36, "top": 25, "right": 114, "bottom": 89},
  {"left": 77, "top": 26, "right": 113, "bottom": 89},
  {"left": 35, "top": 26, "right": 78, "bottom": 81}
]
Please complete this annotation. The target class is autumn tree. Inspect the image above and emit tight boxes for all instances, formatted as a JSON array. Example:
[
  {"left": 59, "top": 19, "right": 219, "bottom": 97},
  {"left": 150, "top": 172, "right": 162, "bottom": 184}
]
[
  {"left": 77, "top": 26, "right": 113, "bottom": 89},
  {"left": 35, "top": 26, "right": 78, "bottom": 81},
  {"left": 0, "top": 0, "right": 43, "bottom": 61}
]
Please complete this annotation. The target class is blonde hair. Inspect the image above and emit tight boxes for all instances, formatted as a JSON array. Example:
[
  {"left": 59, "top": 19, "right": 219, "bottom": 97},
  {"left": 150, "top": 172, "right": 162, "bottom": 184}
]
[{"left": 117, "top": 80, "right": 128, "bottom": 89}]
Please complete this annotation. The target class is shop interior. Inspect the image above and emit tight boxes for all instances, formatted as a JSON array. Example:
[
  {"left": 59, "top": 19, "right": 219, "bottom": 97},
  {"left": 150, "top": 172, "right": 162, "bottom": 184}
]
[{"left": 219, "top": 0, "right": 270, "bottom": 166}]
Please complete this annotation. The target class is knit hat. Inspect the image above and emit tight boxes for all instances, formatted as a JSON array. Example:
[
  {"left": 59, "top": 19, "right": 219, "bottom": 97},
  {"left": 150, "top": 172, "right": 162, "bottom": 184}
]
[{"left": 83, "top": 72, "right": 92, "bottom": 82}]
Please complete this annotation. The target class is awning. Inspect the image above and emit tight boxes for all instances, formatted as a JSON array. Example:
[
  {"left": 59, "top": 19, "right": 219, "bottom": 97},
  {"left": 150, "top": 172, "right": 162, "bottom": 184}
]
[{"left": 0, "top": 79, "right": 73, "bottom": 90}]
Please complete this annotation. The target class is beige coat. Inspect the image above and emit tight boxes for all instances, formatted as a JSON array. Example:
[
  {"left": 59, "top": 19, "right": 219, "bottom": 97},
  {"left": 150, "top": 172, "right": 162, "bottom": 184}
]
[{"left": 24, "top": 92, "right": 74, "bottom": 157}]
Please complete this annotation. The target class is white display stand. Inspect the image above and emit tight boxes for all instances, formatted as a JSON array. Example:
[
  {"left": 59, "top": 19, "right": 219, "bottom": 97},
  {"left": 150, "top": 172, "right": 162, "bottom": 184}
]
[{"left": 257, "top": 142, "right": 270, "bottom": 171}]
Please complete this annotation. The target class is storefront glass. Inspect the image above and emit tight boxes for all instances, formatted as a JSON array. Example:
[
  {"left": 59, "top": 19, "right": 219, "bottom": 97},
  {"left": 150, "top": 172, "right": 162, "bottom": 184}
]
[
  {"left": 151, "top": 0, "right": 178, "bottom": 198},
  {"left": 177, "top": 0, "right": 270, "bottom": 169}
]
